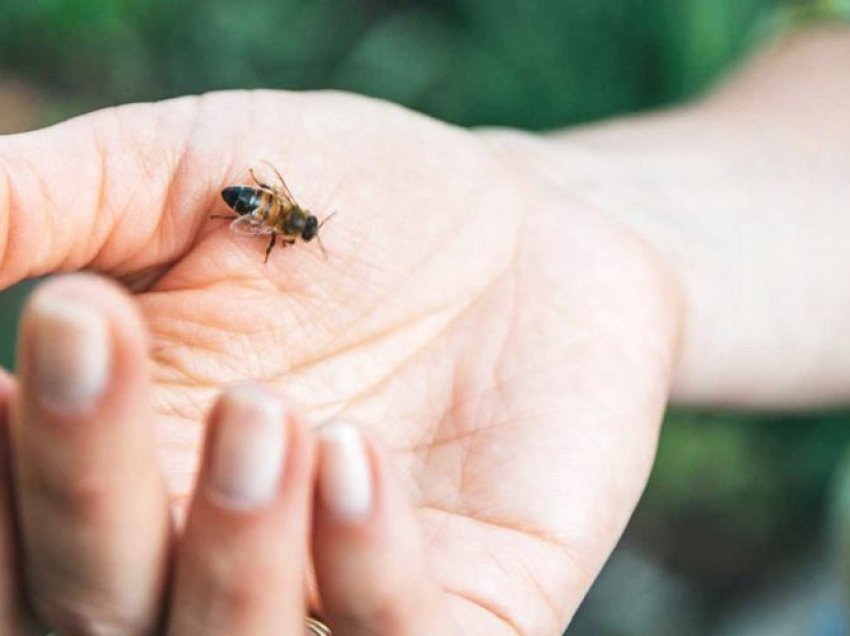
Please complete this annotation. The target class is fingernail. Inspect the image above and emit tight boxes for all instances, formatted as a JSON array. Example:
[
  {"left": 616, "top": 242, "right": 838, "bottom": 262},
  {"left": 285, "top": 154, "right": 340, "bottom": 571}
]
[
  {"left": 29, "top": 290, "right": 110, "bottom": 412},
  {"left": 207, "top": 387, "right": 286, "bottom": 510},
  {"left": 318, "top": 422, "right": 373, "bottom": 521}
]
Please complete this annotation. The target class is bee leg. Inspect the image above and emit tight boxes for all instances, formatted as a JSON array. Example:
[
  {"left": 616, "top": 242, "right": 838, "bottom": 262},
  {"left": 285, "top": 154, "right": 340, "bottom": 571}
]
[
  {"left": 210, "top": 214, "right": 239, "bottom": 220},
  {"left": 264, "top": 233, "right": 277, "bottom": 263},
  {"left": 249, "top": 169, "right": 273, "bottom": 191}
]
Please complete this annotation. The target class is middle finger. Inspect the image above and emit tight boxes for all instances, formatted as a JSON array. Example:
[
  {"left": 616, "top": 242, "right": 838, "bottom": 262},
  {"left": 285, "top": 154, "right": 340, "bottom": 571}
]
[{"left": 167, "top": 386, "right": 316, "bottom": 636}]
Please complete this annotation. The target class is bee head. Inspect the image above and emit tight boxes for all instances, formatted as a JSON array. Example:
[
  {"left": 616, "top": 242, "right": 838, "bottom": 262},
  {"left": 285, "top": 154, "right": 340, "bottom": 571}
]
[{"left": 302, "top": 215, "right": 319, "bottom": 241}]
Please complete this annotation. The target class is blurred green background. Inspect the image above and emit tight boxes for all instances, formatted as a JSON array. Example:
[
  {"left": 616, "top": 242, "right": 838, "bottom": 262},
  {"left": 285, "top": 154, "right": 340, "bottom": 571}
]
[{"left": 1, "top": 1, "right": 849, "bottom": 634}]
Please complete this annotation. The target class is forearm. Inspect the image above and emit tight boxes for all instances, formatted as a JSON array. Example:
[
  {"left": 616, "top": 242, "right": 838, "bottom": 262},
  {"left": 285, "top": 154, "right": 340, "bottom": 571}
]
[{"left": 516, "top": 26, "right": 850, "bottom": 407}]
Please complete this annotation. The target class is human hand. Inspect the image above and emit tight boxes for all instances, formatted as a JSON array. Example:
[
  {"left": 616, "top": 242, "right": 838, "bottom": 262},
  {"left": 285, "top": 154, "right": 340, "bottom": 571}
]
[
  {"left": 0, "top": 278, "right": 436, "bottom": 635},
  {"left": 0, "top": 91, "right": 679, "bottom": 634}
]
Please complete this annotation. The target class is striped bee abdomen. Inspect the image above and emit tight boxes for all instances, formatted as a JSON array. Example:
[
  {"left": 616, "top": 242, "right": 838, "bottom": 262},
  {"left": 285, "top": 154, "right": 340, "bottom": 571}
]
[{"left": 221, "top": 186, "right": 261, "bottom": 216}]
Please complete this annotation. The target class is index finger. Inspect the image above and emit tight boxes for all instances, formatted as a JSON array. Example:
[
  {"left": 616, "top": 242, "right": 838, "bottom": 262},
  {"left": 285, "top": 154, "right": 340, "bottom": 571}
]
[{"left": 0, "top": 96, "right": 220, "bottom": 289}]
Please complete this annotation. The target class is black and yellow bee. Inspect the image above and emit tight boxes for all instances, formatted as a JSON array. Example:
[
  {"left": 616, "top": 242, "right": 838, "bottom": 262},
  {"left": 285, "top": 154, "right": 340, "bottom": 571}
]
[{"left": 213, "top": 161, "right": 335, "bottom": 262}]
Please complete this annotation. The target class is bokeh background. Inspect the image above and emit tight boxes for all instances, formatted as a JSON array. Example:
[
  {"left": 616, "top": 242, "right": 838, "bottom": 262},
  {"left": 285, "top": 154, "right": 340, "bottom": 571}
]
[{"left": 1, "top": 1, "right": 849, "bottom": 634}]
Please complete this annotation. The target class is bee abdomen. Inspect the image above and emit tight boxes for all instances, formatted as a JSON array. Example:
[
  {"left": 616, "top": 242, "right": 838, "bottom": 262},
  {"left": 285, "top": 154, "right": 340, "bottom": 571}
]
[{"left": 221, "top": 186, "right": 259, "bottom": 215}]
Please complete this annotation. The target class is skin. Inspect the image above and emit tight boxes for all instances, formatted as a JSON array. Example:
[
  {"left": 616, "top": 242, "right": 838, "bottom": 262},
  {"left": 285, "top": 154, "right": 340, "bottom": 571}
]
[
  {"left": 0, "top": 90, "right": 678, "bottom": 635},
  {"left": 0, "top": 24, "right": 846, "bottom": 636}
]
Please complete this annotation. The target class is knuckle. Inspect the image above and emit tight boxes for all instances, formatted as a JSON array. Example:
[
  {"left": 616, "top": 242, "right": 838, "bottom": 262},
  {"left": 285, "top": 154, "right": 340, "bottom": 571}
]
[
  {"left": 30, "top": 594, "right": 148, "bottom": 636},
  {"left": 31, "top": 471, "right": 116, "bottom": 524},
  {"left": 182, "top": 548, "right": 290, "bottom": 622},
  {"left": 205, "top": 561, "right": 260, "bottom": 612},
  {"left": 333, "top": 590, "right": 412, "bottom": 631}
]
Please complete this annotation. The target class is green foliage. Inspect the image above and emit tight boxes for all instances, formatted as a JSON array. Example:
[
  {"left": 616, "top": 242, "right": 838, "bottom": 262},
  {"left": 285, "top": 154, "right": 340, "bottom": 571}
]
[
  {"left": 616, "top": 408, "right": 850, "bottom": 593},
  {"left": 3, "top": 0, "right": 845, "bottom": 127},
  {"left": 642, "top": 409, "right": 850, "bottom": 537},
  {"left": 0, "top": 282, "right": 31, "bottom": 370},
  {"left": 655, "top": 0, "right": 776, "bottom": 98}
]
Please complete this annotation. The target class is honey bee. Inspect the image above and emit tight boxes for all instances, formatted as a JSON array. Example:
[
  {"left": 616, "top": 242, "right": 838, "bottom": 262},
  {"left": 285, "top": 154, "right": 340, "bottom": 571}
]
[{"left": 212, "top": 161, "right": 335, "bottom": 262}]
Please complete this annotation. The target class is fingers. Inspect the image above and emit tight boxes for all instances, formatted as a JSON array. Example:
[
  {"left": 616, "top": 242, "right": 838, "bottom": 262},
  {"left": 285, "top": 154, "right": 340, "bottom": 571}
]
[
  {"left": 167, "top": 387, "right": 316, "bottom": 636},
  {"left": 0, "top": 97, "right": 203, "bottom": 288},
  {"left": 312, "top": 422, "right": 456, "bottom": 636},
  {"left": 12, "top": 275, "right": 171, "bottom": 634},
  {"left": 0, "top": 370, "right": 23, "bottom": 633}
]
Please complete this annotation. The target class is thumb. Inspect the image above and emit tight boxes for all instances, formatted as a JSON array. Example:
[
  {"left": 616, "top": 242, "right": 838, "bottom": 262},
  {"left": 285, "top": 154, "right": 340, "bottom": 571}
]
[{"left": 0, "top": 96, "right": 216, "bottom": 288}]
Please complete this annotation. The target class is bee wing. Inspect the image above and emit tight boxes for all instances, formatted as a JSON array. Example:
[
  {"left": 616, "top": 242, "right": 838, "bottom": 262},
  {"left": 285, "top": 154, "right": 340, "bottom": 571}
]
[
  {"left": 229, "top": 214, "right": 275, "bottom": 236},
  {"left": 252, "top": 159, "right": 297, "bottom": 207}
]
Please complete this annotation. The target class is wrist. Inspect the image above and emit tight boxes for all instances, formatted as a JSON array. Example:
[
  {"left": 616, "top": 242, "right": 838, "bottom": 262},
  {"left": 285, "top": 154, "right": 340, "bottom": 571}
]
[
  {"left": 491, "top": 88, "right": 850, "bottom": 408},
  {"left": 476, "top": 122, "right": 686, "bottom": 400}
]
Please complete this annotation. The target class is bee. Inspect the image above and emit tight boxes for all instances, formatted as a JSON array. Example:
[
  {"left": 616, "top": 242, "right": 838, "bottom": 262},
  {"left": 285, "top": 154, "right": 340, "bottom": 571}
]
[{"left": 212, "top": 161, "right": 335, "bottom": 262}]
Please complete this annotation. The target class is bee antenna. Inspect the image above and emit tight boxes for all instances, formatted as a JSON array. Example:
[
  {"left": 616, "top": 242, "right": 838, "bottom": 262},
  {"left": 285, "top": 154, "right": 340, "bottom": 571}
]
[
  {"left": 317, "top": 236, "right": 328, "bottom": 259},
  {"left": 318, "top": 210, "right": 338, "bottom": 230},
  {"left": 316, "top": 211, "right": 337, "bottom": 260}
]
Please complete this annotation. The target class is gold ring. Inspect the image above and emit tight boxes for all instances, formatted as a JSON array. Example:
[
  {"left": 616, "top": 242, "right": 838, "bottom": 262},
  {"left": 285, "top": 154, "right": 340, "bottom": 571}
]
[{"left": 306, "top": 616, "right": 332, "bottom": 635}]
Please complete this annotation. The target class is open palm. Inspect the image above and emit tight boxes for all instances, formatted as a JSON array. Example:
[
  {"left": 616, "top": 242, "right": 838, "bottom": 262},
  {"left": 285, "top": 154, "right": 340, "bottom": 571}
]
[{"left": 0, "top": 91, "right": 678, "bottom": 634}]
